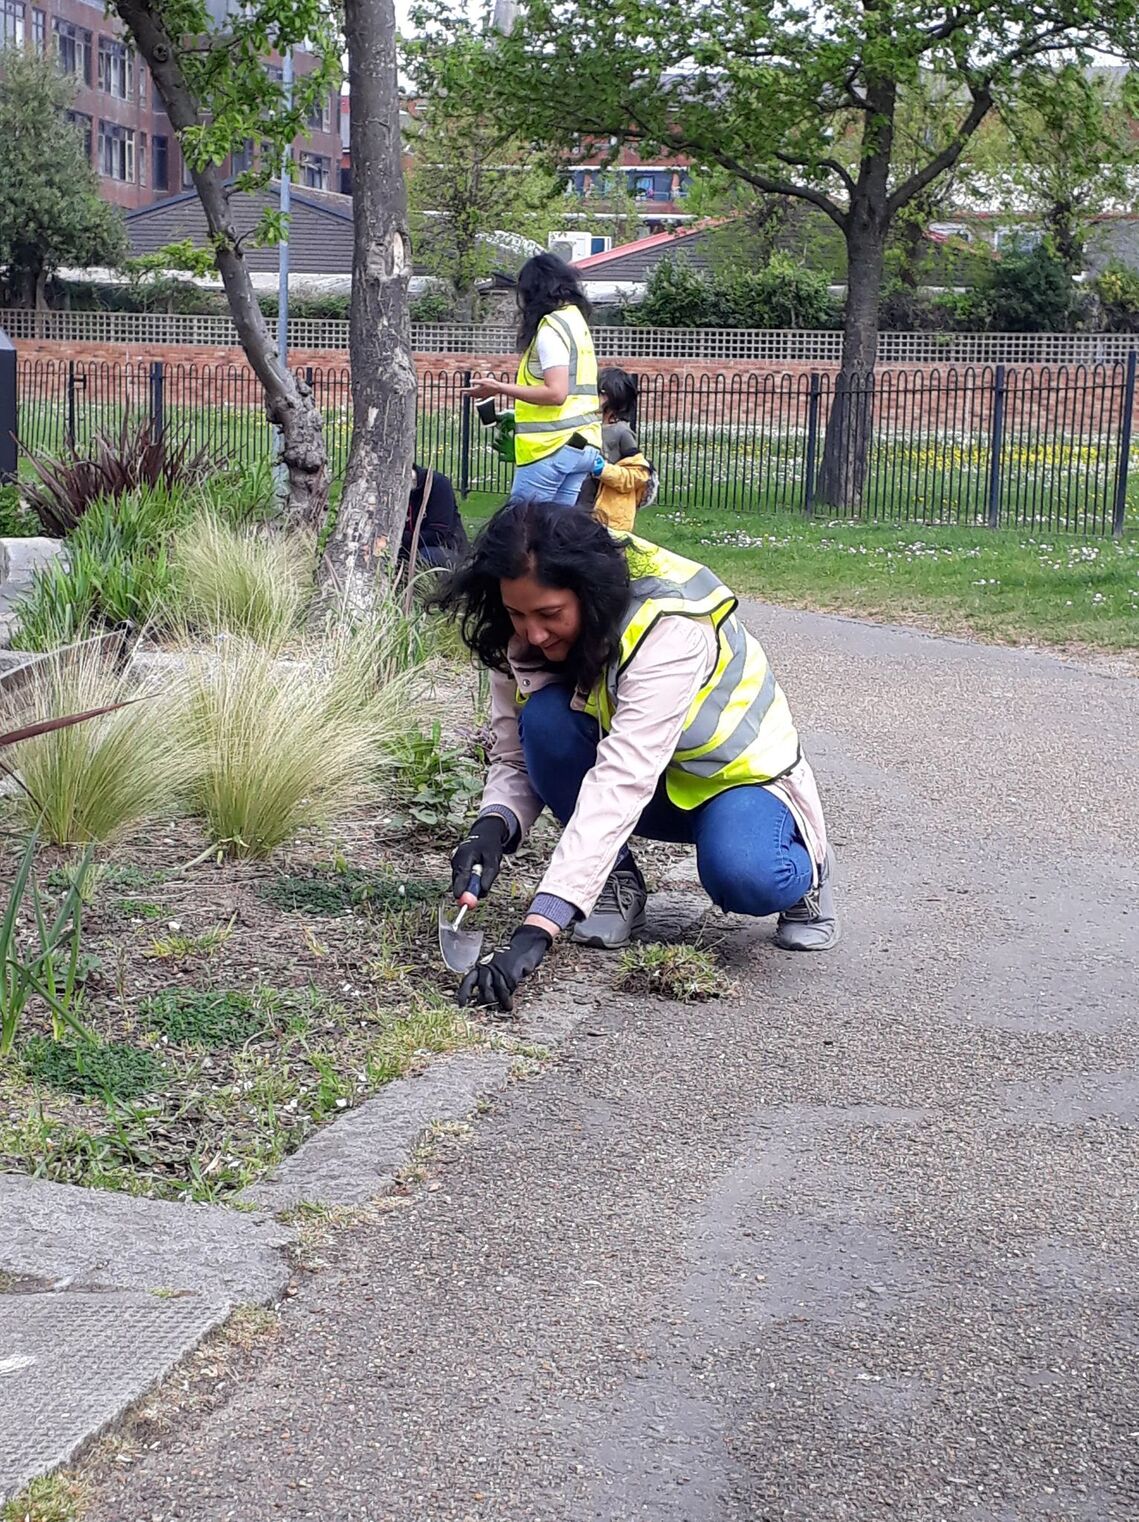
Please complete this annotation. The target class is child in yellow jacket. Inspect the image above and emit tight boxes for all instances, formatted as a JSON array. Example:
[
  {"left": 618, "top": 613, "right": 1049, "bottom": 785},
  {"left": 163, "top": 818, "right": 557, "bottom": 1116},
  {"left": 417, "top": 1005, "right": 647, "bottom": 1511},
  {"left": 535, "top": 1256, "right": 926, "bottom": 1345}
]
[{"left": 579, "top": 368, "right": 653, "bottom": 532}]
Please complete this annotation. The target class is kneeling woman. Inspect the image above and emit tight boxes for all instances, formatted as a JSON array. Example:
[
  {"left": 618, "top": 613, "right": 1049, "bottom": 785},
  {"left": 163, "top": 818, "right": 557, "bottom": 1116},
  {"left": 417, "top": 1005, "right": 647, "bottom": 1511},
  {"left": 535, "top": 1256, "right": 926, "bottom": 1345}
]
[{"left": 440, "top": 500, "right": 838, "bottom": 1013}]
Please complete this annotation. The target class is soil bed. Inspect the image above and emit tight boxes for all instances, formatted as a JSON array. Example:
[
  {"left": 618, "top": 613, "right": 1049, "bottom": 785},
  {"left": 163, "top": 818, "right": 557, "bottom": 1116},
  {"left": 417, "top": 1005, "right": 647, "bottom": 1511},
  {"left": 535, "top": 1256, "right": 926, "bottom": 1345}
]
[
  {"left": 0, "top": 799, "right": 553, "bottom": 1205},
  {"left": 0, "top": 797, "right": 689, "bottom": 1204}
]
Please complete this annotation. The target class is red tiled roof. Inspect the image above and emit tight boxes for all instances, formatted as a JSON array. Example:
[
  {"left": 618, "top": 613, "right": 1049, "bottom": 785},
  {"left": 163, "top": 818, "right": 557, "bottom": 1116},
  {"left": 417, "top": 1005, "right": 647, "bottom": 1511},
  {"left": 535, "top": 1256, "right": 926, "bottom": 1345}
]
[{"left": 574, "top": 220, "right": 727, "bottom": 271}]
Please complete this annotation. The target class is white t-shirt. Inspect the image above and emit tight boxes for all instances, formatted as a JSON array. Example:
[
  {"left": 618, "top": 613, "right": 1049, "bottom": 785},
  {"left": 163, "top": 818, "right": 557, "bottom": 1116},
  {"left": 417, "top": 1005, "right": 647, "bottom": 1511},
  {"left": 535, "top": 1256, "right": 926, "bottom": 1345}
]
[{"left": 531, "top": 319, "right": 571, "bottom": 378}]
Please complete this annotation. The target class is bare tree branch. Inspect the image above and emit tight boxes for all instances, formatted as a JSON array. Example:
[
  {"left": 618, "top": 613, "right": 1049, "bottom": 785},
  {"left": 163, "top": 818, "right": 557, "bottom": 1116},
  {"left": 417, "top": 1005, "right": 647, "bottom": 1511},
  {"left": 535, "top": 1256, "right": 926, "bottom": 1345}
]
[
  {"left": 774, "top": 149, "right": 856, "bottom": 197},
  {"left": 710, "top": 148, "right": 848, "bottom": 228},
  {"left": 887, "top": 83, "right": 992, "bottom": 216}
]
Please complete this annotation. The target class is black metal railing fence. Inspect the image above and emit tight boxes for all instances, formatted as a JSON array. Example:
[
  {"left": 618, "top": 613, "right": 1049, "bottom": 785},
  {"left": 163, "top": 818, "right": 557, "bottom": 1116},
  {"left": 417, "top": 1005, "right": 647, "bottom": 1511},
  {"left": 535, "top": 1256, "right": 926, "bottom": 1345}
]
[{"left": 10, "top": 355, "right": 1137, "bottom": 535}]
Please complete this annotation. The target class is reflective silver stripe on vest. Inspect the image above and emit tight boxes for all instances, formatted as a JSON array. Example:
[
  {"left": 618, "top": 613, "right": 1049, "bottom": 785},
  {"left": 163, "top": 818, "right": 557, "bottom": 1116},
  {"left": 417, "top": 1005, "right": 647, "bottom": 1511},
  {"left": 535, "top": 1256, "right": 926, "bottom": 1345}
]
[
  {"left": 676, "top": 617, "right": 748, "bottom": 753},
  {"left": 621, "top": 567, "right": 728, "bottom": 631},
  {"left": 545, "top": 311, "right": 581, "bottom": 388},
  {"left": 515, "top": 409, "right": 602, "bottom": 435},
  {"left": 677, "top": 663, "right": 778, "bottom": 776}
]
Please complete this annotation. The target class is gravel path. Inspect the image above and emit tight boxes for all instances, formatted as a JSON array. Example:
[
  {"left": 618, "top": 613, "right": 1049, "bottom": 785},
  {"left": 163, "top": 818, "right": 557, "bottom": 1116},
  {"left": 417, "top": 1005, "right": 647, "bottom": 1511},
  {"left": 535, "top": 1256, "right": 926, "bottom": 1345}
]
[{"left": 86, "top": 607, "right": 1139, "bottom": 1522}]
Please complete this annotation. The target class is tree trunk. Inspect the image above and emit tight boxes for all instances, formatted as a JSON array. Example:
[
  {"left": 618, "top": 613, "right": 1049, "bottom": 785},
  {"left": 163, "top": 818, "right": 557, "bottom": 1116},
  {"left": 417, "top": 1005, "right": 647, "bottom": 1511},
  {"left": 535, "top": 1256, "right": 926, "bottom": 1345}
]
[
  {"left": 1048, "top": 201, "right": 1081, "bottom": 273},
  {"left": 896, "top": 212, "right": 926, "bottom": 290},
  {"left": 9, "top": 252, "right": 39, "bottom": 311},
  {"left": 816, "top": 207, "right": 886, "bottom": 512},
  {"left": 111, "top": 0, "right": 329, "bottom": 532},
  {"left": 319, "top": 0, "right": 417, "bottom": 610}
]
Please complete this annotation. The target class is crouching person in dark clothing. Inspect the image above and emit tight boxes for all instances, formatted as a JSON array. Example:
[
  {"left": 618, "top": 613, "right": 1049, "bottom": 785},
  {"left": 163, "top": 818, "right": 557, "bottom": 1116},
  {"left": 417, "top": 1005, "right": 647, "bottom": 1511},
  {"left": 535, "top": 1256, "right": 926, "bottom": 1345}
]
[{"left": 402, "top": 465, "right": 470, "bottom": 571}]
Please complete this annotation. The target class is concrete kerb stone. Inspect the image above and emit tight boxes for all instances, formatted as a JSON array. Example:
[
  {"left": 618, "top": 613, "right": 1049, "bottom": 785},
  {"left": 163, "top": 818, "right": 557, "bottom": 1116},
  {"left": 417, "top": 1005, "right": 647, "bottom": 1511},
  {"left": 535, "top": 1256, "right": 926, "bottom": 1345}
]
[
  {"left": 242, "top": 966, "right": 628, "bottom": 1214},
  {"left": 241, "top": 1049, "right": 517, "bottom": 1213}
]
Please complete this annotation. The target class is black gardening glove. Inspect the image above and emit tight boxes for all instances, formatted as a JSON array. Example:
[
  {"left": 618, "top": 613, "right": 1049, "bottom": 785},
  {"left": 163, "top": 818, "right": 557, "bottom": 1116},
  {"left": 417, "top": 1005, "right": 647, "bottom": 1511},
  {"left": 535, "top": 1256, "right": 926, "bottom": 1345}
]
[
  {"left": 457, "top": 924, "right": 552, "bottom": 1015},
  {"left": 450, "top": 814, "right": 510, "bottom": 902}
]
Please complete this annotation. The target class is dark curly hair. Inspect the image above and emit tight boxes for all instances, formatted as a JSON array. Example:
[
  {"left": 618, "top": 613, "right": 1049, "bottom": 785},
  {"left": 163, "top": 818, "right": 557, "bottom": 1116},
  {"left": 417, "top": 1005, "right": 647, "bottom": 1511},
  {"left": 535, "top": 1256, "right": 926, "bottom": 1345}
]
[
  {"left": 436, "top": 499, "right": 631, "bottom": 696},
  {"left": 598, "top": 366, "right": 638, "bottom": 425},
  {"left": 516, "top": 253, "right": 593, "bottom": 353}
]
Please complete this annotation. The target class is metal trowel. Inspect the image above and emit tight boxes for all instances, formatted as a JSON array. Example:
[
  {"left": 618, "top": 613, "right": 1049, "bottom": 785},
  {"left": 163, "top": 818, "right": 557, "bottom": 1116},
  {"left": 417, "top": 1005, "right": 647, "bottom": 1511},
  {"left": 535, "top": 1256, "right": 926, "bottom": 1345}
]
[{"left": 438, "top": 863, "right": 485, "bottom": 973}]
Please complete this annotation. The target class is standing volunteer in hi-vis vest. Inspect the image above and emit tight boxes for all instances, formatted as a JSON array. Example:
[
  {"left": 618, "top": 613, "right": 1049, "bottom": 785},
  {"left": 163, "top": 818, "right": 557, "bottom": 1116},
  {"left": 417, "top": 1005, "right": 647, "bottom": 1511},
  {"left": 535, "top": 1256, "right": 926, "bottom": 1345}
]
[
  {"left": 465, "top": 254, "right": 603, "bottom": 506},
  {"left": 437, "top": 499, "right": 839, "bottom": 1014}
]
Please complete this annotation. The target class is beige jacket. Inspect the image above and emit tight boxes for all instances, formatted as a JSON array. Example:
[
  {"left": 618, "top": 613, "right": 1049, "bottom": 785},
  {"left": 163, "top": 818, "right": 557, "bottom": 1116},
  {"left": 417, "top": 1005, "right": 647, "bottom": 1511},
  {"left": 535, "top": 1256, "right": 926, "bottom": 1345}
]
[{"left": 480, "top": 615, "right": 828, "bottom": 918}]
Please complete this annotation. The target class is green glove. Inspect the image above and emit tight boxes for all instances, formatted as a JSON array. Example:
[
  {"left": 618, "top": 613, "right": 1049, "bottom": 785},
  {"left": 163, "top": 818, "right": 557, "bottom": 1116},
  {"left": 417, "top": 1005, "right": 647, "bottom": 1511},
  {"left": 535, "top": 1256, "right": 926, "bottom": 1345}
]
[{"left": 492, "top": 411, "right": 516, "bottom": 464}]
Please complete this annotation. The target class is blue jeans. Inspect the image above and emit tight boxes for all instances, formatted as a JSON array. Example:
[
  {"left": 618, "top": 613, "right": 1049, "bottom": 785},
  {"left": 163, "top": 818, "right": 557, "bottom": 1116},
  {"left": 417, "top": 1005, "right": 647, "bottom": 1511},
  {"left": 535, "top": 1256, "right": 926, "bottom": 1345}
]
[
  {"left": 518, "top": 684, "right": 812, "bottom": 916},
  {"left": 511, "top": 442, "right": 599, "bottom": 506}
]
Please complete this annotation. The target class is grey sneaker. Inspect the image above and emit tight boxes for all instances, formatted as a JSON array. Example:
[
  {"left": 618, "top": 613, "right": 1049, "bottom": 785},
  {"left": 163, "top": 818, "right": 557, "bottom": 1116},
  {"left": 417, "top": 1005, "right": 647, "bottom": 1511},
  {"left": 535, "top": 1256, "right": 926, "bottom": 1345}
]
[
  {"left": 775, "top": 848, "right": 839, "bottom": 951},
  {"left": 573, "top": 861, "right": 647, "bottom": 949}
]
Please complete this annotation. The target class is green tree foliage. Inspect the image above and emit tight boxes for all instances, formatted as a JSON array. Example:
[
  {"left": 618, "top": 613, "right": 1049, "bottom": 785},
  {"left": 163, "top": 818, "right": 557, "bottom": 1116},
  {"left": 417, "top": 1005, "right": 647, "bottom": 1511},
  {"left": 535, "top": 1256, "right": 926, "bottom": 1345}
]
[
  {"left": 984, "top": 244, "right": 1077, "bottom": 331},
  {"left": 406, "top": 44, "right": 563, "bottom": 321},
  {"left": 1094, "top": 261, "right": 1139, "bottom": 332},
  {"left": 411, "top": 0, "right": 1139, "bottom": 505},
  {"left": 629, "top": 254, "right": 836, "bottom": 330},
  {"left": 109, "top": 0, "right": 341, "bottom": 526},
  {"left": 0, "top": 48, "right": 126, "bottom": 308},
  {"left": 981, "top": 67, "right": 1139, "bottom": 273}
]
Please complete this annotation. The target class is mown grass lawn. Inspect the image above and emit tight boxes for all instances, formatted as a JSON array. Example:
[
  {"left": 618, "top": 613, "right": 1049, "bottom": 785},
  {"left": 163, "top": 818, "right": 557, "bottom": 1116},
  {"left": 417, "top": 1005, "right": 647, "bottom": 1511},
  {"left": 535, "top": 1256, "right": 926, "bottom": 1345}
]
[{"left": 460, "top": 492, "right": 1138, "bottom": 653}]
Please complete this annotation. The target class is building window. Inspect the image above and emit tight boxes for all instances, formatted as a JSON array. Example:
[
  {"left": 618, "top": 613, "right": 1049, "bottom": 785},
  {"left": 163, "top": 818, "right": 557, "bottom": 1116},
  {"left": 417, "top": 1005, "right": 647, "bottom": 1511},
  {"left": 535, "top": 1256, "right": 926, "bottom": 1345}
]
[
  {"left": 1, "top": 1, "right": 25, "bottom": 46},
  {"left": 153, "top": 133, "right": 169, "bottom": 190},
  {"left": 299, "top": 151, "right": 329, "bottom": 190},
  {"left": 138, "top": 131, "right": 147, "bottom": 187},
  {"left": 53, "top": 19, "right": 92, "bottom": 86},
  {"left": 66, "top": 109, "right": 92, "bottom": 162},
  {"left": 631, "top": 173, "right": 656, "bottom": 201},
  {"left": 31, "top": 4, "right": 43, "bottom": 50},
  {"left": 307, "top": 94, "right": 332, "bottom": 132},
  {"left": 98, "top": 37, "right": 132, "bottom": 100},
  {"left": 137, "top": 65, "right": 146, "bottom": 106},
  {"left": 231, "top": 138, "right": 255, "bottom": 174},
  {"left": 98, "top": 120, "right": 135, "bottom": 182}
]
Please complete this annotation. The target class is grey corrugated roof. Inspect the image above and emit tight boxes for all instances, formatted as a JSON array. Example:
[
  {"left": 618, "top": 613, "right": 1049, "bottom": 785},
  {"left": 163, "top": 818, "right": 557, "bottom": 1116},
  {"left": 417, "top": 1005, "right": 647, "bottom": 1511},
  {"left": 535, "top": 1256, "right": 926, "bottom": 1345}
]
[
  {"left": 126, "top": 183, "right": 354, "bottom": 274},
  {"left": 127, "top": 182, "right": 525, "bottom": 279}
]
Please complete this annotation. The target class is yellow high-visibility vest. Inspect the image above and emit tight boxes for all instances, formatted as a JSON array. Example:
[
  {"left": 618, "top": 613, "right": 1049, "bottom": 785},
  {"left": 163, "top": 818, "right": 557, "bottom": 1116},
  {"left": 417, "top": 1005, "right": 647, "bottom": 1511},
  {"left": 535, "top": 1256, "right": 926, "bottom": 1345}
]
[
  {"left": 514, "top": 305, "right": 602, "bottom": 465},
  {"left": 586, "top": 535, "right": 801, "bottom": 807}
]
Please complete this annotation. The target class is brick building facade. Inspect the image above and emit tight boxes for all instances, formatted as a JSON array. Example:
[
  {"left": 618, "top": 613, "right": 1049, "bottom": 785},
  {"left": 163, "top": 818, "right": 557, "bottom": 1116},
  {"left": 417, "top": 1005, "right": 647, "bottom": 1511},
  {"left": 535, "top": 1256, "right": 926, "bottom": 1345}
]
[{"left": 0, "top": 0, "right": 341, "bottom": 212}]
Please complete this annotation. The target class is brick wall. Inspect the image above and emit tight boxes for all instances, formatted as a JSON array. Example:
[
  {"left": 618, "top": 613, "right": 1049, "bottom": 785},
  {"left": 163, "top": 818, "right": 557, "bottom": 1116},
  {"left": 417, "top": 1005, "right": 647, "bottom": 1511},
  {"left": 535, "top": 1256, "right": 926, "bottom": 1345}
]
[
  {"left": 14, "top": 337, "right": 827, "bottom": 379},
  {"left": 14, "top": 340, "right": 1136, "bottom": 434}
]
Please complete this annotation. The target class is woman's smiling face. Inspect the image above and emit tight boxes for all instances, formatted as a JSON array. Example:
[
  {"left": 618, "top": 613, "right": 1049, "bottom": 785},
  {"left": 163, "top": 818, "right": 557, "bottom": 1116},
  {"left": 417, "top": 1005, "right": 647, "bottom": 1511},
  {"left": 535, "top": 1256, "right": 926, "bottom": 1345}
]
[{"left": 500, "top": 572, "right": 583, "bottom": 662}]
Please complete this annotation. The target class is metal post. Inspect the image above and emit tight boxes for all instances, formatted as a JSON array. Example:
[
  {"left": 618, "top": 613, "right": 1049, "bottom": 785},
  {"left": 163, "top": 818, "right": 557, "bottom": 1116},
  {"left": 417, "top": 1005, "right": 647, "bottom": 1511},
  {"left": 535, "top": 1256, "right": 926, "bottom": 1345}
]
[
  {"left": 803, "top": 372, "right": 821, "bottom": 515},
  {"left": 67, "top": 360, "right": 77, "bottom": 452},
  {"left": 272, "top": 44, "right": 294, "bottom": 504},
  {"left": 278, "top": 47, "right": 293, "bottom": 366},
  {"left": 986, "top": 364, "right": 1006, "bottom": 530},
  {"left": 65, "top": 359, "right": 88, "bottom": 453},
  {"left": 459, "top": 369, "right": 472, "bottom": 499},
  {"left": 1112, "top": 350, "right": 1136, "bottom": 540},
  {"left": 0, "top": 329, "right": 16, "bottom": 484},
  {"left": 148, "top": 360, "right": 165, "bottom": 445}
]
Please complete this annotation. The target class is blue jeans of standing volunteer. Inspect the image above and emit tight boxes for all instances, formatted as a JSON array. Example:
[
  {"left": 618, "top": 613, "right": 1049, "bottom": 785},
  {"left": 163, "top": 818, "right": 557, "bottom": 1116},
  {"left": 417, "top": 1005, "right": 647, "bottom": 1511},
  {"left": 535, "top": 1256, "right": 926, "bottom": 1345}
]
[
  {"left": 518, "top": 683, "right": 813, "bottom": 916},
  {"left": 511, "top": 442, "right": 598, "bottom": 507}
]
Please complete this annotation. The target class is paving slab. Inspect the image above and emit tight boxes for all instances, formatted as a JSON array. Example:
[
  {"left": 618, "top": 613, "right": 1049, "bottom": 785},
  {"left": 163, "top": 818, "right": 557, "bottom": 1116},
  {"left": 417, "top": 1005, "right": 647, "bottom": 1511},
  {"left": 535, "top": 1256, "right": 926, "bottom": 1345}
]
[
  {"left": 0, "top": 1175, "right": 294, "bottom": 1302},
  {"left": 0, "top": 1290, "right": 226, "bottom": 1498}
]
